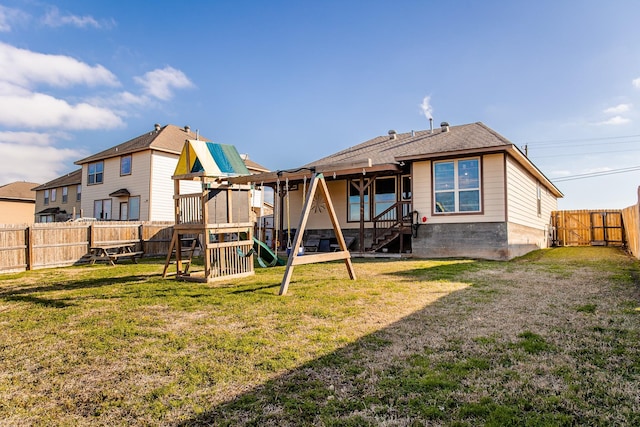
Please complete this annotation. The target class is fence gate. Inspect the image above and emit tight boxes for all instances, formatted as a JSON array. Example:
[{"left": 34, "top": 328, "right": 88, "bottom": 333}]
[{"left": 552, "top": 210, "right": 625, "bottom": 247}]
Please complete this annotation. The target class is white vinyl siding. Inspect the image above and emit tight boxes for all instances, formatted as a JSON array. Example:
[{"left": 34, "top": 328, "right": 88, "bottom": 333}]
[
  {"left": 148, "top": 151, "right": 200, "bottom": 221},
  {"left": 505, "top": 155, "right": 557, "bottom": 228}
]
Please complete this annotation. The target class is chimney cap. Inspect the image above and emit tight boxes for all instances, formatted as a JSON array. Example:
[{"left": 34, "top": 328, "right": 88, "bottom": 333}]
[
  {"left": 154, "top": 123, "right": 161, "bottom": 131},
  {"left": 388, "top": 129, "right": 397, "bottom": 140},
  {"left": 440, "top": 121, "right": 450, "bottom": 132},
  {"left": 184, "top": 125, "right": 191, "bottom": 133}
]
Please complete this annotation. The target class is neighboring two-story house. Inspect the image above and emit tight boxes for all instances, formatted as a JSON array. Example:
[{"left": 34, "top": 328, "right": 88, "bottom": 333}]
[
  {"left": 32, "top": 169, "right": 82, "bottom": 222},
  {"left": 73, "top": 124, "right": 269, "bottom": 222},
  {"left": 0, "top": 181, "right": 39, "bottom": 224}
]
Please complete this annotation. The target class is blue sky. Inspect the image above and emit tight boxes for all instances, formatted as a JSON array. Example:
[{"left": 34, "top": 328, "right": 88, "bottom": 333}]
[{"left": 1, "top": 0, "right": 640, "bottom": 210}]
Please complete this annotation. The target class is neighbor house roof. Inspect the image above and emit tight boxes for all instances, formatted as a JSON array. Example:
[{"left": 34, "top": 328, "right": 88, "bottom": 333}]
[
  {"left": 0, "top": 181, "right": 39, "bottom": 201},
  {"left": 32, "top": 169, "right": 82, "bottom": 191},
  {"left": 75, "top": 124, "right": 210, "bottom": 165}
]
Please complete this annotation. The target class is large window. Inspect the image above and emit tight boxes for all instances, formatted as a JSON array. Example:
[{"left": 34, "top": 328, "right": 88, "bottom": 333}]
[
  {"left": 348, "top": 179, "right": 370, "bottom": 222},
  {"left": 120, "top": 154, "right": 132, "bottom": 176},
  {"left": 93, "top": 199, "right": 112, "bottom": 220},
  {"left": 88, "top": 161, "right": 104, "bottom": 185},
  {"left": 434, "top": 158, "right": 481, "bottom": 213}
]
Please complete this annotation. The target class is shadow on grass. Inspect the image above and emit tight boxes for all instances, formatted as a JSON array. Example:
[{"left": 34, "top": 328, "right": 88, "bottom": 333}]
[
  {"left": 177, "top": 269, "right": 483, "bottom": 426},
  {"left": 0, "top": 274, "right": 157, "bottom": 302}
]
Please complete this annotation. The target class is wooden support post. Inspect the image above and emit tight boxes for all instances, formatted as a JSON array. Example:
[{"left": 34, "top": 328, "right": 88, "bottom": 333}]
[{"left": 279, "top": 173, "right": 356, "bottom": 296}]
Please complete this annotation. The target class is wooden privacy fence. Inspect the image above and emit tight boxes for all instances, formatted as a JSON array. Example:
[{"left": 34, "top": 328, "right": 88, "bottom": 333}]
[
  {"left": 0, "top": 221, "right": 175, "bottom": 273},
  {"left": 551, "top": 210, "right": 625, "bottom": 247}
]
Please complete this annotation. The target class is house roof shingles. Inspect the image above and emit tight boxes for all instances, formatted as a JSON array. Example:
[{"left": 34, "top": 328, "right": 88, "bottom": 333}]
[
  {"left": 305, "top": 122, "right": 512, "bottom": 167},
  {"left": 0, "top": 181, "right": 39, "bottom": 201},
  {"left": 33, "top": 169, "right": 82, "bottom": 191},
  {"left": 75, "top": 124, "right": 210, "bottom": 165}
]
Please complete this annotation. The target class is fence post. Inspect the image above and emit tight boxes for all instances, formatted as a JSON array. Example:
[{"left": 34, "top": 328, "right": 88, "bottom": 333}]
[
  {"left": 25, "top": 226, "right": 32, "bottom": 271},
  {"left": 139, "top": 223, "right": 145, "bottom": 255}
]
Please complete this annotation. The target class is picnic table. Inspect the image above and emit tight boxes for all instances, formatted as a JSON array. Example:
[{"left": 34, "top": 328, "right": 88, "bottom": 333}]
[{"left": 85, "top": 243, "right": 144, "bottom": 266}]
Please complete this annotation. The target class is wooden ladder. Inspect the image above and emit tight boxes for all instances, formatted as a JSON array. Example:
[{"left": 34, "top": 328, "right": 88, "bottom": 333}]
[{"left": 162, "top": 233, "right": 202, "bottom": 278}]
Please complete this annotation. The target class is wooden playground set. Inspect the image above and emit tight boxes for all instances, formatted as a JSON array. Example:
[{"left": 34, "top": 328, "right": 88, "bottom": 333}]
[{"left": 162, "top": 139, "right": 355, "bottom": 295}]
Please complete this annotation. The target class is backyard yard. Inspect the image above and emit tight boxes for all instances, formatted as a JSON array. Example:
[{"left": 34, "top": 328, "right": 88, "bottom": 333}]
[{"left": 0, "top": 247, "right": 638, "bottom": 426}]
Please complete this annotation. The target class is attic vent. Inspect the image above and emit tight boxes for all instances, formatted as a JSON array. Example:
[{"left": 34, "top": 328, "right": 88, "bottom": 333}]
[
  {"left": 440, "top": 122, "right": 450, "bottom": 132},
  {"left": 154, "top": 123, "right": 161, "bottom": 131},
  {"left": 388, "top": 129, "right": 397, "bottom": 140},
  {"left": 184, "top": 125, "right": 191, "bottom": 133}
]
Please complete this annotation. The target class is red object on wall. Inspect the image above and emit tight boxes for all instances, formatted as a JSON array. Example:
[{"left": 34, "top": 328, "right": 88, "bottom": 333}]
[{"left": 422, "top": 216, "right": 427, "bottom": 223}]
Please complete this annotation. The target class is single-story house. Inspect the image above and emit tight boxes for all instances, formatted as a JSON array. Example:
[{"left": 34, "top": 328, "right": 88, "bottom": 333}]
[
  {"left": 233, "top": 121, "right": 563, "bottom": 260},
  {"left": 0, "top": 181, "right": 39, "bottom": 224}
]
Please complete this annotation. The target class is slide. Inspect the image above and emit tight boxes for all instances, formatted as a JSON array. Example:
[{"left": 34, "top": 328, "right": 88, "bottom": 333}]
[{"left": 253, "top": 237, "right": 286, "bottom": 267}]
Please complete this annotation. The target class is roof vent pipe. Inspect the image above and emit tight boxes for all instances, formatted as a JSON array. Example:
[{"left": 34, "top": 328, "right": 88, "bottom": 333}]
[
  {"left": 440, "top": 121, "right": 450, "bottom": 132},
  {"left": 429, "top": 118, "right": 433, "bottom": 134},
  {"left": 154, "top": 123, "right": 161, "bottom": 131},
  {"left": 388, "top": 129, "right": 397, "bottom": 140}
]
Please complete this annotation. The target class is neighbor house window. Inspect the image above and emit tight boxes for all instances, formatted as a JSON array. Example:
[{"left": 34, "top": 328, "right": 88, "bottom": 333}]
[
  {"left": 128, "top": 196, "right": 140, "bottom": 220},
  {"left": 44, "top": 189, "right": 49, "bottom": 205},
  {"left": 93, "top": 199, "right": 112, "bottom": 220},
  {"left": 76, "top": 185, "right": 82, "bottom": 201},
  {"left": 433, "top": 158, "right": 481, "bottom": 213},
  {"left": 50, "top": 188, "right": 56, "bottom": 202},
  {"left": 120, "top": 154, "right": 132, "bottom": 176},
  {"left": 62, "top": 187, "right": 68, "bottom": 203},
  {"left": 348, "top": 179, "right": 370, "bottom": 222},
  {"left": 88, "top": 161, "right": 104, "bottom": 185}
]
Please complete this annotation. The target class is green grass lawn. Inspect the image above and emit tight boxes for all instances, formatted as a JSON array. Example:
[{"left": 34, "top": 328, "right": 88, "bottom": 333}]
[{"left": 0, "top": 247, "right": 638, "bottom": 426}]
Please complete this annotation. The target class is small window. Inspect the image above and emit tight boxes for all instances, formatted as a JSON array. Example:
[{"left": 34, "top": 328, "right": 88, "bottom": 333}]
[
  {"left": 88, "top": 161, "right": 104, "bottom": 185},
  {"left": 433, "top": 158, "right": 481, "bottom": 214},
  {"left": 50, "top": 188, "right": 56, "bottom": 202},
  {"left": 44, "top": 189, "right": 49, "bottom": 205},
  {"left": 76, "top": 184, "right": 82, "bottom": 201},
  {"left": 120, "top": 154, "right": 132, "bottom": 176},
  {"left": 62, "top": 187, "right": 68, "bottom": 203}
]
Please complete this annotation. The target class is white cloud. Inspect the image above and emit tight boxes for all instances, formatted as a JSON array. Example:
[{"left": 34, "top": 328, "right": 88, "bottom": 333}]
[
  {"left": 595, "top": 115, "right": 631, "bottom": 126},
  {"left": 134, "top": 66, "right": 194, "bottom": 100},
  {"left": 0, "top": 131, "right": 87, "bottom": 184},
  {"left": 0, "top": 5, "right": 29, "bottom": 32},
  {"left": 603, "top": 103, "right": 632, "bottom": 115},
  {"left": 633, "top": 77, "right": 640, "bottom": 89},
  {"left": 0, "top": 92, "right": 123, "bottom": 129},
  {"left": 0, "top": 42, "right": 119, "bottom": 88},
  {"left": 42, "top": 6, "right": 112, "bottom": 29},
  {"left": 0, "top": 131, "right": 67, "bottom": 146}
]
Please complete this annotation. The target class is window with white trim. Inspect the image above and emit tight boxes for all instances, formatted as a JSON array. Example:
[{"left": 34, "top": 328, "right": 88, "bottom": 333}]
[
  {"left": 120, "top": 154, "right": 132, "bottom": 176},
  {"left": 88, "top": 161, "right": 104, "bottom": 185},
  {"left": 62, "top": 187, "right": 68, "bottom": 203},
  {"left": 44, "top": 189, "right": 50, "bottom": 205},
  {"left": 93, "top": 199, "right": 112, "bottom": 220},
  {"left": 433, "top": 158, "right": 481, "bottom": 213}
]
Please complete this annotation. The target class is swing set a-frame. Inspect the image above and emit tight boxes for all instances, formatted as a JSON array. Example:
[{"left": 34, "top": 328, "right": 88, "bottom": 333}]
[{"left": 275, "top": 172, "right": 356, "bottom": 295}]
